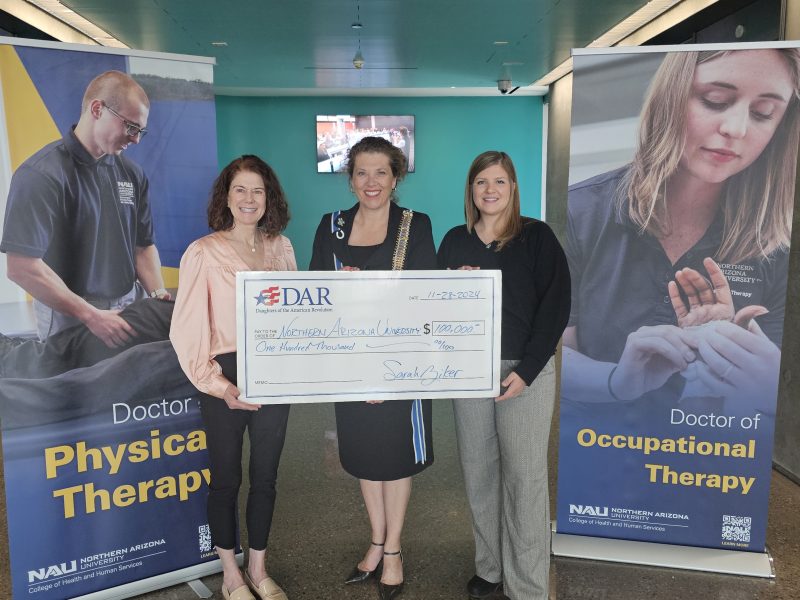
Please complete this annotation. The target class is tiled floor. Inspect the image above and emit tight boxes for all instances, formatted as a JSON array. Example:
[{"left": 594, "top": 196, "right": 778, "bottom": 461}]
[{"left": 2, "top": 400, "right": 798, "bottom": 599}]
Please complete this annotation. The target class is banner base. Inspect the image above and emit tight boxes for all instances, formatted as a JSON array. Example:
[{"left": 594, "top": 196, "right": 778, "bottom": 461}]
[
  {"left": 186, "top": 579, "right": 213, "bottom": 598},
  {"left": 552, "top": 525, "right": 774, "bottom": 578},
  {"left": 75, "top": 553, "right": 242, "bottom": 599}
]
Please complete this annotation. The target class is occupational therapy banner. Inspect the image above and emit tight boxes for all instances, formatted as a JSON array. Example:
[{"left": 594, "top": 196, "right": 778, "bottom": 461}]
[
  {"left": 556, "top": 42, "right": 799, "bottom": 552},
  {"left": 0, "top": 39, "right": 218, "bottom": 598}
]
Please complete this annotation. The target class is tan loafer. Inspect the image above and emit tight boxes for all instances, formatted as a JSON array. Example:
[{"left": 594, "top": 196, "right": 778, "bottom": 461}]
[
  {"left": 222, "top": 583, "right": 256, "bottom": 600},
  {"left": 245, "top": 571, "right": 288, "bottom": 600}
]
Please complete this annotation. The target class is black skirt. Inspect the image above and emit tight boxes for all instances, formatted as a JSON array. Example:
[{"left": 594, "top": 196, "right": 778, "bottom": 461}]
[
  {"left": 335, "top": 398, "right": 433, "bottom": 480},
  {"left": 321, "top": 234, "right": 436, "bottom": 480}
]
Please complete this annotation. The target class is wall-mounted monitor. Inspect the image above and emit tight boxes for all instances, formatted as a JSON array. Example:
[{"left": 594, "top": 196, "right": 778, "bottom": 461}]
[{"left": 316, "top": 114, "right": 415, "bottom": 173}]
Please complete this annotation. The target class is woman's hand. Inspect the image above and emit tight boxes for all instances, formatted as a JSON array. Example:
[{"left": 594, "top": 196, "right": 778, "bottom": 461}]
[
  {"left": 686, "top": 319, "right": 780, "bottom": 415},
  {"left": 669, "top": 257, "right": 769, "bottom": 327},
  {"left": 340, "top": 266, "right": 360, "bottom": 272},
  {"left": 611, "top": 325, "right": 696, "bottom": 401},
  {"left": 669, "top": 257, "right": 770, "bottom": 328},
  {"left": 223, "top": 384, "right": 259, "bottom": 411},
  {"left": 496, "top": 371, "right": 526, "bottom": 402},
  {"left": 667, "top": 256, "right": 778, "bottom": 411},
  {"left": 669, "top": 258, "right": 737, "bottom": 326}
]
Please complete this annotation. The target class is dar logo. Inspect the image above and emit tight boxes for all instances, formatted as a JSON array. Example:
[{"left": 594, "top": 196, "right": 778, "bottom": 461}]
[{"left": 254, "top": 286, "right": 280, "bottom": 306}]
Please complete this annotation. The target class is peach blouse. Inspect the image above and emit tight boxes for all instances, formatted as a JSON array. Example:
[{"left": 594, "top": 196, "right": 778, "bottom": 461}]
[{"left": 169, "top": 231, "right": 297, "bottom": 398}]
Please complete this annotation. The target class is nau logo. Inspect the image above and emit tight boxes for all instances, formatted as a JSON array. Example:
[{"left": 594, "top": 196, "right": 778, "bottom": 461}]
[
  {"left": 255, "top": 286, "right": 332, "bottom": 307},
  {"left": 28, "top": 561, "right": 77, "bottom": 583},
  {"left": 117, "top": 180, "right": 135, "bottom": 205},
  {"left": 569, "top": 504, "right": 608, "bottom": 517}
]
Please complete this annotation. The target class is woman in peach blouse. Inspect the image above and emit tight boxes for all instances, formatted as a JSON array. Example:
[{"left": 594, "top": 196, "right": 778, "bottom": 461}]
[{"left": 170, "top": 155, "right": 296, "bottom": 600}]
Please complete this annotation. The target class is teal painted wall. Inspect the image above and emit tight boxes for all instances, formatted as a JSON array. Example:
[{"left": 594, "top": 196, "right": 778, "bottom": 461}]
[{"left": 216, "top": 96, "right": 543, "bottom": 268}]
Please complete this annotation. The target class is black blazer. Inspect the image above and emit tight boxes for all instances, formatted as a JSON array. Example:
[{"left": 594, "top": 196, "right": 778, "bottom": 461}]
[{"left": 309, "top": 202, "right": 437, "bottom": 271}]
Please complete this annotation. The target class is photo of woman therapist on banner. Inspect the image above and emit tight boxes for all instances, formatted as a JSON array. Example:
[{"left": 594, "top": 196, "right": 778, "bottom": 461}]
[{"left": 563, "top": 48, "right": 800, "bottom": 418}]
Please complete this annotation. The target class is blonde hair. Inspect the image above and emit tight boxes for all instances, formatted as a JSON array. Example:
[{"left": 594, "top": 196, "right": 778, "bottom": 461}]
[
  {"left": 622, "top": 48, "right": 800, "bottom": 263},
  {"left": 81, "top": 70, "right": 149, "bottom": 114},
  {"left": 464, "top": 151, "right": 522, "bottom": 250}
]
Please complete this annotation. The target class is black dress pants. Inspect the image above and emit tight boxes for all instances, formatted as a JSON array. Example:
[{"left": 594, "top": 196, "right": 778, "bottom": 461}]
[{"left": 199, "top": 353, "right": 290, "bottom": 551}]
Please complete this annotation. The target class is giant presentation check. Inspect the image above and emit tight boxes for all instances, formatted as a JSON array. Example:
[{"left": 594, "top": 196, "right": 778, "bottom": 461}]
[{"left": 236, "top": 270, "right": 501, "bottom": 403}]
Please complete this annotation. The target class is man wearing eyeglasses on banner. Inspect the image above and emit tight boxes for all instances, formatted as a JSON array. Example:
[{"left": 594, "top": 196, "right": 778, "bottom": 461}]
[{"left": 1, "top": 70, "right": 170, "bottom": 348}]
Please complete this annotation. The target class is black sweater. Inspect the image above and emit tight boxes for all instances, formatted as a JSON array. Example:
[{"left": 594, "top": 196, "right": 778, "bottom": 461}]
[{"left": 437, "top": 219, "right": 571, "bottom": 385}]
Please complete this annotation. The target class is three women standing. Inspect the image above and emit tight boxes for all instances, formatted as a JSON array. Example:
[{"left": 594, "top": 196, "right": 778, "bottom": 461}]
[{"left": 170, "top": 145, "right": 565, "bottom": 600}]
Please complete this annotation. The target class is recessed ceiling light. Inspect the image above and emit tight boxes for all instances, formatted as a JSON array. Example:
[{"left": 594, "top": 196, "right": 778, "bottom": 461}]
[
  {"left": 211, "top": 41, "right": 228, "bottom": 47},
  {"left": 17, "top": 0, "right": 127, "bottom": 47},
  {"left": 351, "top": 22, "right": 363, "bottom": 29},
  {"left": 493, "top": 41, "right": 509, "bottom": 45}
]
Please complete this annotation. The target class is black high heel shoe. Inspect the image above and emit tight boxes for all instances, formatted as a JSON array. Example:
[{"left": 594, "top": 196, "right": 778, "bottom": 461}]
[
  {"left": 376, "top": 550, "right": 403, "bottom": 600},
  {"left": 345, "top": 541, "right": 384, "bottom": 584}
]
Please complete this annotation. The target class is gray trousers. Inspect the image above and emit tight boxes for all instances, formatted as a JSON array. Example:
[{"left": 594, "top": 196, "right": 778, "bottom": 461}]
[{"left": 453, "top": 357, "right": 556, "bottom": 600}]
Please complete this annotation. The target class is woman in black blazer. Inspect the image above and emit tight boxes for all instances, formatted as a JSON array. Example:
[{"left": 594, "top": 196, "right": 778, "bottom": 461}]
[{"left": 310, "top": 137, "right": 435, "bottom": 600}]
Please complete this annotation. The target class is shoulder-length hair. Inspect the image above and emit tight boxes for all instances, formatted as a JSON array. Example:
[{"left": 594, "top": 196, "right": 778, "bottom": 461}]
[
  {"left": 346, "top": 136, "right": 408, "bottom": 202},
  {"left": 464, "top": 151, "right": 522, "bottom": 250},
  {"left": 207, "top": 155, "right": 290, "bottom": 235},
  {"left": 622, "top": 48, "right": 800, "bottom": 264}
]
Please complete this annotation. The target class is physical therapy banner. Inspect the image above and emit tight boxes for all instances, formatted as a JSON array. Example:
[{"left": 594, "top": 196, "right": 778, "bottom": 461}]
[
  {"left": 556, "top": 42, "right": 799, "bottom": 552},
  {"left": 236, "top": 270, "right": 502, "bottom": 403},
  {"left": 0, "top": 39, "right": 218, "bottom": 598}
]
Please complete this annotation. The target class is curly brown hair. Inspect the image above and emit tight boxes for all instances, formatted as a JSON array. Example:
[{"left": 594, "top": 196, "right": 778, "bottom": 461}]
[
  {"left": 207, "top": 155, "right": 290, "bottom": 234},
  {"left": 346, "top": 136, "right": 408, "bottom": 182}
]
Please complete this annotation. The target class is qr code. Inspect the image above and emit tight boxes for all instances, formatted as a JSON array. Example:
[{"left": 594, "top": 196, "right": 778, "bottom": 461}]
[
  {"left": 198, "top": 524, "right": 212, "bottom": 552},
  {"left": 722, "top": 514, "right": 751, "bottom": 543}
]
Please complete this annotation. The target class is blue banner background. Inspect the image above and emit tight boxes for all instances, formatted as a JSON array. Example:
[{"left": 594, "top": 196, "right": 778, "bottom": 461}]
[
  {"left": 3, "top": 400, "right": 216, "bottom": 598},
  {"left": 557, "top": 399, "right": 773, "bottom": 550}
]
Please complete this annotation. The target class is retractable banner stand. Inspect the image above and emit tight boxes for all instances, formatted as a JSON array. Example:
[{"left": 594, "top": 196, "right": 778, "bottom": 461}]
[
  {"left": 0, "top": 39, "right": 219, "bottom": 598},
  {"left": 556, "top": 42, "right": 799, "bottom": 571}
]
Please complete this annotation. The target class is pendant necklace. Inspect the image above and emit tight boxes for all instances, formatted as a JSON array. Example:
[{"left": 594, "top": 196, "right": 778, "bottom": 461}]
[
  {"left": 227, "top": 230, "right": 261, "bottom": 270},
  {"left": 476, "top": 222, "right": 494, "bottom": 249}
]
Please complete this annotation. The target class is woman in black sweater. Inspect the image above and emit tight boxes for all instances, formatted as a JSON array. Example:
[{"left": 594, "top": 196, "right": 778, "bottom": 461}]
[{"left": 437, "top": 151, "right": 570, "bottom": 600}]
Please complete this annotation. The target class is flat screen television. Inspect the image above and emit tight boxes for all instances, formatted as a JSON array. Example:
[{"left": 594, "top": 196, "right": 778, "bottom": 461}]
[{"left": 316, "top": 115, "right": 415, "bottom": 173}]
